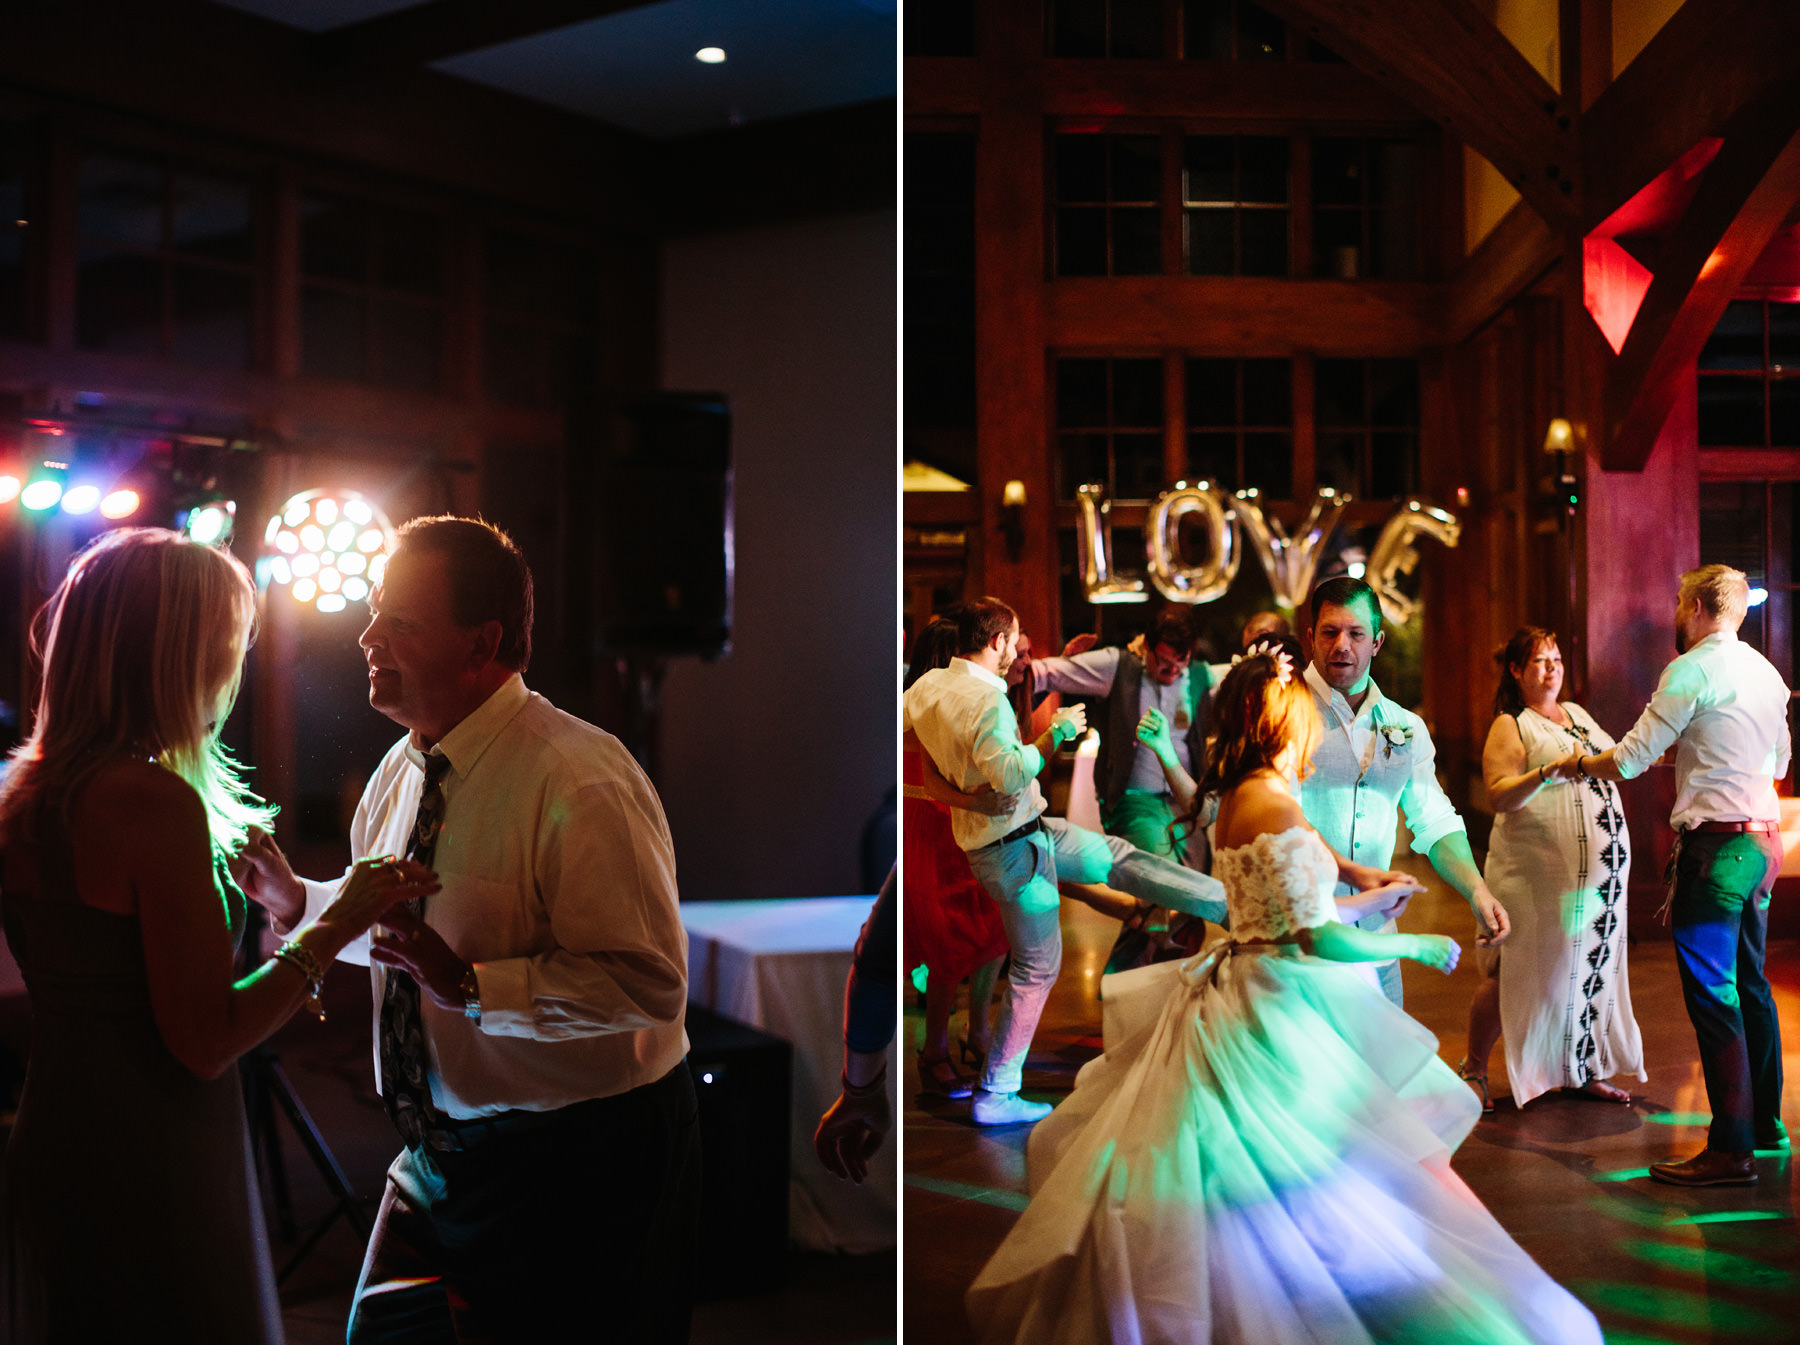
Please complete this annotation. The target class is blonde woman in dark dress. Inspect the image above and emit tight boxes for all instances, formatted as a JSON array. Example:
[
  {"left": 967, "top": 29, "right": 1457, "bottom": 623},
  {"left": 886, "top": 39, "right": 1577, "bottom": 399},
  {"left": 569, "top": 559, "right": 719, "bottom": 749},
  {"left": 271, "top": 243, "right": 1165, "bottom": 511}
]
[{"left": 0, "top": 528, "right": 434, "bottom": 1343}]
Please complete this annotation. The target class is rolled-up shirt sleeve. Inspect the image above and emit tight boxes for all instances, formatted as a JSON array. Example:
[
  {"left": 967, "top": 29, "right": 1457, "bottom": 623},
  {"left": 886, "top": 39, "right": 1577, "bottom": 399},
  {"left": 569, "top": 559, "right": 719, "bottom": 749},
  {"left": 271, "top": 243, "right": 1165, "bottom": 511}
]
[
  {"left": 476, "top": 776, "right": 687, "bottom": 1041},
  {"left": 1030, "top": 648, "right": 1121, "bottom": 698},
  {"left": 969, "top": 696, "right": 1044, "bottom": 794},
  {"left": 1612, "top": 661, "right": 1698, "bottom": 780},
  {"left": 1399, "top": 724, "right": 1468, "bottom": 855}
]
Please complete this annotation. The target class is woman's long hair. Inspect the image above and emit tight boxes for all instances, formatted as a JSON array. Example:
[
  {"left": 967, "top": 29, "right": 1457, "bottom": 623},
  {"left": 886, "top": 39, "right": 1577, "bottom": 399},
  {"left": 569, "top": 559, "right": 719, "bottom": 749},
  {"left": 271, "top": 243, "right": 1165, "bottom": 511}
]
[
  {"left": 1491, "top": 625, "right": 1557, "bottom": 718},
  {"left": 1179, "top": 635, "right": 1319, "bottom": 832},
  {"left": 0, "top": 529, "right": 276, "bottom": 857},
  {"left": 904, "top": 607, "right": 965, "bottom": 691}
]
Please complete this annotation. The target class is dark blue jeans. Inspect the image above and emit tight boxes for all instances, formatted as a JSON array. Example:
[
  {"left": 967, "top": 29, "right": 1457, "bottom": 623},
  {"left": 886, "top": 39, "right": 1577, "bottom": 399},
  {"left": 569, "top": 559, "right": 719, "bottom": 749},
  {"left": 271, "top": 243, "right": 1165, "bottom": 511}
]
[{"left": 1669, "top": 830, "right": 1784, "bottom": 1153}]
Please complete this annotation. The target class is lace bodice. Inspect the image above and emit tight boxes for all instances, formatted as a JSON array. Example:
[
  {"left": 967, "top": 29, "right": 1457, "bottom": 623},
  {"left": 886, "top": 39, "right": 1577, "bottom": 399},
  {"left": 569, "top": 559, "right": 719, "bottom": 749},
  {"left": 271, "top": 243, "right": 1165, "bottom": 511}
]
[{"left": 1213, "top": 825, "right": 1339, "bottom": 941}]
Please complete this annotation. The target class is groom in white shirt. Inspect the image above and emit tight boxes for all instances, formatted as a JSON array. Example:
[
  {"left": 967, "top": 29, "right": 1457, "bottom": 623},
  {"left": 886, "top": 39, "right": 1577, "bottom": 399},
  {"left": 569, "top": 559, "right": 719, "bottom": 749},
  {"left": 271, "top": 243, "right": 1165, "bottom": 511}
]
[
  {"left": 1559, "top": 564, "right": 1791, "bottom": 1186},
  {"left": 1295, "top": 576, "right": 1510, "bottom": 1006}
]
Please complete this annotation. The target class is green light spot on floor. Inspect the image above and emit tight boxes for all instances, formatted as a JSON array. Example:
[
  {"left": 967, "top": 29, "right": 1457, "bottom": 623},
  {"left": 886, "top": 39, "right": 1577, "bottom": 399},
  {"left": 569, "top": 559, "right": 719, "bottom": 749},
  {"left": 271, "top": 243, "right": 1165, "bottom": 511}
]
[
  {"left": 1620, "top": 1237, "right": 1796, "bottom": 1288},
  {"left": 1676, "top": 1210, "right": 1791, "bottom": 1226},
  {"left": 1644, "top": 1111, "right": 1711, "bottom": 1127},
  {"left": 1597, "top": 1333, "right": 1686, "bottom": 1345},
  {"left": 1573, "top": 1281, "right": 1788, "bottom": 1334},
  {"left": 1594, "top": 1167, "right": 1653, "bottom": 1182},
  {"left": 905, "top": 1174, "right": 1030, "bottom": 1212}
]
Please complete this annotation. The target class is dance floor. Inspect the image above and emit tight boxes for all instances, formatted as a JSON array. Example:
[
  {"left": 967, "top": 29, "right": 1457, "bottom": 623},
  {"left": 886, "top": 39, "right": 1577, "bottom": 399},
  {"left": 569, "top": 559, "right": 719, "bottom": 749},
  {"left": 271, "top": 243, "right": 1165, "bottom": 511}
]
[{"left": 902, "top": 860, "right": 1800, "bottom": 1345}]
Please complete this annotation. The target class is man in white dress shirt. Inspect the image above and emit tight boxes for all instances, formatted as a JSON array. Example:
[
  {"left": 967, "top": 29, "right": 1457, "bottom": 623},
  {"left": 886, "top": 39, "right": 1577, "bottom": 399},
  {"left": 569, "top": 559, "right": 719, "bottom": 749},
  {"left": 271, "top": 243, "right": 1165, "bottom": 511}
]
[
  {"left": 1558, "top": 565, "right": 1791, "bottom": 1187},
  {"left": 903, "top": 597, "right": 1226, "bottom": 1125},
  {"left": 1295, "top": 576, "right": 1510, "bottom": 1006},
  {"left": 241, "top": 517, "right": 699, "bottom": 1342}
]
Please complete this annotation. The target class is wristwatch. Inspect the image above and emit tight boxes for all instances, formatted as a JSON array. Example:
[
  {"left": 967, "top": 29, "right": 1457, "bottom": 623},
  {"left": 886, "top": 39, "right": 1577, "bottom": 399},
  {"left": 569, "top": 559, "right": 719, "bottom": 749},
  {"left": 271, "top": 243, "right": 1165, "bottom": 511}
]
[{"left": 459, "top": 965, "right": 482, "bottom": 1024}]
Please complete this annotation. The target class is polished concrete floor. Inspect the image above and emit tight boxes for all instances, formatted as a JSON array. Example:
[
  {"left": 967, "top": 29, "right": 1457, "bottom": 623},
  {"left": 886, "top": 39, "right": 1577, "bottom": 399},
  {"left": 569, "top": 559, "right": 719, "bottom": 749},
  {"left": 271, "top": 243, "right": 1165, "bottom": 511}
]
[{"left": 902, "top": 861, "right": 1800, "bottom": 1345}]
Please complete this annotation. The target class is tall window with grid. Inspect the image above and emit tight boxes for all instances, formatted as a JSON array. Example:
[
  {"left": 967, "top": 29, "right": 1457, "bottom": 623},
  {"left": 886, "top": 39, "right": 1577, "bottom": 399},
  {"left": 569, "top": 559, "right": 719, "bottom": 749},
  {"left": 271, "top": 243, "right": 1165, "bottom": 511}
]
[
  {"left": 1185, "top": 358, "right": 1293, "bottom": 497},
  {"left": 301, "top": 192, "right": 446, "bottom": 393},
  {"left": 1314, "top": 358, "right": 1419, "bottom": 497},
  {"left": 1182, "top": 0, "right": 1287, "bottom": 60},
  {"left": 1055, "top": 356, "right": 1165, "bottom": 501},
  {"left": 1312, "top": 137, "right": 1421, "bottom": 279},
  {"left": 1698, "top": 300, "right": 1800, "bottom": 447},
  {"left": 1183, "top": 136, "right": 1289, "bottom": 277},
  {"left": 483, "top": 229, "right": 598, "bottom": 409},
  {"left": 76, "top": 149, "right": 256, "bottom": 369},
  {"left": 1051, "top": 0, "right": 1165, "bottom": 57},
  {"left": 1055, "top": 133, "right": 1163, "bottom": 276}
]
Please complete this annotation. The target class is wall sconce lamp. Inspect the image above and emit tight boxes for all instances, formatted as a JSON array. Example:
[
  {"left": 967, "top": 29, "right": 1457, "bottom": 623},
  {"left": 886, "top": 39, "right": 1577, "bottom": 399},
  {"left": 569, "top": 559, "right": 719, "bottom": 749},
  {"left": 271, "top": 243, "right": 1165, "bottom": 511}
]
[
  {"left": 1001, "top": 479, "right": 1028, "bottom": 561},
  {"left": 1543, "top": 417, "right": 1580, "bottom": 515}
]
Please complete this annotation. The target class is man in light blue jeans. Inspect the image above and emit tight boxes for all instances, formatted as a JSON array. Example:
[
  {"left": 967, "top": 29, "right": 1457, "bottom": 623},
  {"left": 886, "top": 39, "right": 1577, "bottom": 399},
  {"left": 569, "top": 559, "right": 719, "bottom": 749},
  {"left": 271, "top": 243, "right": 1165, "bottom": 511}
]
[{"left": 904, "top": 598, "right": 1226, "bottom": 1125}]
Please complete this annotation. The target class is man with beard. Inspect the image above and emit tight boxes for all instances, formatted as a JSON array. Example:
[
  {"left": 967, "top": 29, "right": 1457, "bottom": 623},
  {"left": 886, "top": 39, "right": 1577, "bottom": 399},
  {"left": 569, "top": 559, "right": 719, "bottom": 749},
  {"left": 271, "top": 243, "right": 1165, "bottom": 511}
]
[
  {"left": 1295, "top": 576, "right": 1510, "bottom": 1006},
  {"left": 1555, "top": 565, "right": 1790, "bottom": 1186}
]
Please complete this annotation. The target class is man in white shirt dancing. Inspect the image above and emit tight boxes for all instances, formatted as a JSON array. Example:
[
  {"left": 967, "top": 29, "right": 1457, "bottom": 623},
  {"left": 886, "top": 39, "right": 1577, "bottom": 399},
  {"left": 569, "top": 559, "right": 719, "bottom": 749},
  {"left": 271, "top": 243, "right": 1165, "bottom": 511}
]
[
  {"left": 903, "top": 597, "right": 1226, "bottom": 1125},
  {"left": 1559, "top": 564, "right": 1791, "bottom": 1186},
  {"left": 1296, "top": 576, "right": 1510, "bottom": 1006}
]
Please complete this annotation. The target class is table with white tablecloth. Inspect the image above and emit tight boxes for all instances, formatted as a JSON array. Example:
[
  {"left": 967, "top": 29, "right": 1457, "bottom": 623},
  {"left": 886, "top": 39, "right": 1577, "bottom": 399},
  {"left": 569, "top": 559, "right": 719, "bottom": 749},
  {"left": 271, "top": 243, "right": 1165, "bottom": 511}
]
[{"left": 681, "top": 896, "right": 896, "bottom": 1254}]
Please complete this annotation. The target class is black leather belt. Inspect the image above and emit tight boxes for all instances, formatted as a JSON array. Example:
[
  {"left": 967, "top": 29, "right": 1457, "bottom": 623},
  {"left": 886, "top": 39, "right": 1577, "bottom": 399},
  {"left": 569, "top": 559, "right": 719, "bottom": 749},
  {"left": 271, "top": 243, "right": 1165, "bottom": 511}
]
[
  {"left": 1688, "top": 820, "right": 1779, "bottom": 835},
  {"left": 987, "top": 817, "right": 1044, "bottom": 849}
]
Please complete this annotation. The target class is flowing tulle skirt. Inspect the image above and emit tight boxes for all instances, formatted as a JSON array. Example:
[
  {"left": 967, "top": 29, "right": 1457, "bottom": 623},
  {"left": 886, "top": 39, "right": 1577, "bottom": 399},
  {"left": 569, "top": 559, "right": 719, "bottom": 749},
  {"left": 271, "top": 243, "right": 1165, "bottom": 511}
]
[{"left": 967, "top": 943, "right": 1603, "bottom": 1345}]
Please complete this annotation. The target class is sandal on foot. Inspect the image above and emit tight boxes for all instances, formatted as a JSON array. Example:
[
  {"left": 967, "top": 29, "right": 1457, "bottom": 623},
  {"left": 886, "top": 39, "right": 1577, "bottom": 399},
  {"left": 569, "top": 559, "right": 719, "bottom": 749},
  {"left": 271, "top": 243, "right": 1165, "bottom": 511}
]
[
  {"left": 1568, "top": 1078, "right": 1632, "bottom": 1104},
  {"left": 919, "top": 1051, "right": 973, "bottom": 1099},
  {"left": 1457, "top": 1058, "right": 1494, "bottom": 1113}
]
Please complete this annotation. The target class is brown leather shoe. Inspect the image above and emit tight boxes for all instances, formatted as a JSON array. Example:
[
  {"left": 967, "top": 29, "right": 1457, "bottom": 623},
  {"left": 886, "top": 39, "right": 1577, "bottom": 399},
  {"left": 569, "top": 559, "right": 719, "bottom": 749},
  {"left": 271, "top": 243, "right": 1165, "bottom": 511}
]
[{"left": 1649, "top": 1149, "right": 1756, "bottom": 1187}]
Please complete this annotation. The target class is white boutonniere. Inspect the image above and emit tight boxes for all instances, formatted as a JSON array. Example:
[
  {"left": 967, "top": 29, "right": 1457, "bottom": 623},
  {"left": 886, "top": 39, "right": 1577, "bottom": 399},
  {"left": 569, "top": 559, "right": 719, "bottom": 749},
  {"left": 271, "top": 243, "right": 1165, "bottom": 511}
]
[{"left": 1378, "top": 722, "right": 1414, "bottom": 759}]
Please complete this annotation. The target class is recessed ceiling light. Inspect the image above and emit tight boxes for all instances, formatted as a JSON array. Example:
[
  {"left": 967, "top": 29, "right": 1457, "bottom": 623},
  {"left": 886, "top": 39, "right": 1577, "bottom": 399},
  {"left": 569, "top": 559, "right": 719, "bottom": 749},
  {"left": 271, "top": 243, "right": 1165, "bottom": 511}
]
[{"left": 695, "top": 47, "right": 726, "bottom": 64}]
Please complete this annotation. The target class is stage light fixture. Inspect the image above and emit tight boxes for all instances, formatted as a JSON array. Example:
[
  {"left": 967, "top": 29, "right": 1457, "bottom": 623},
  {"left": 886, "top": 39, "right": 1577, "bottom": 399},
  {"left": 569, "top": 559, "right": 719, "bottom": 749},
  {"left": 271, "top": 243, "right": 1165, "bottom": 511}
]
[
  {"left": 60, "top": 484, "right": 101, "bottom": 516},
  {"left": 21, "top": 478, "right": 62, "bottom": 512},
  {"left": 264, "top": 489, "right": 396, "bottom": 611},
  {"left": 100, "top": 488, "right": 141, "bottom": 520},
  {"left": 0, "top": 476, "right": 19, "bottom": 505},
  {"left": 696, "top": 46, "right": 726, "bottom": 62},
  {"left": 185, "top": 502, "right": 235, "bottom": 546}
]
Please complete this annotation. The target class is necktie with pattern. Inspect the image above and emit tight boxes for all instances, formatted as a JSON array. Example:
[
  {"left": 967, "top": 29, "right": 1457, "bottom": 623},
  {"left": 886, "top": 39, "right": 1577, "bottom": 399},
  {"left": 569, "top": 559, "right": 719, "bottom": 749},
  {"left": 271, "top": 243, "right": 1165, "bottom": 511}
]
[{"left": 378, "top": 750, "right": 451, "bottom": 1148}]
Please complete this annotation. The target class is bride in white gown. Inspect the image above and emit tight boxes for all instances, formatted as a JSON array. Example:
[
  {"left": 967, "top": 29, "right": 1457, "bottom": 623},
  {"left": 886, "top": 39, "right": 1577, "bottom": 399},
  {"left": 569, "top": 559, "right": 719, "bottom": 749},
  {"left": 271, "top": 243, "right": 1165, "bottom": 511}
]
[{"left": 967, "top": 641, "right": 1604, "bottom": 1345}]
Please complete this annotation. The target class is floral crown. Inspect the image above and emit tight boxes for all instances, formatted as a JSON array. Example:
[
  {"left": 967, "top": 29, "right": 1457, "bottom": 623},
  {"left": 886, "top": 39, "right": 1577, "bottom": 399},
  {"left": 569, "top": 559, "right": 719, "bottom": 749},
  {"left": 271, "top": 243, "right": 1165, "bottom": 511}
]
[{"left": 1231, "top": 638, "right": 1295, "bottom": 686}]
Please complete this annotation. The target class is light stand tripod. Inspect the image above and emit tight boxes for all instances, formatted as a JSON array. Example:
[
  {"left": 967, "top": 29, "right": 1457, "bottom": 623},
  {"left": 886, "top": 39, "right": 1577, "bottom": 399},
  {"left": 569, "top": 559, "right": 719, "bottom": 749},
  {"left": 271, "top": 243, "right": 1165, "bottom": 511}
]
[{"left": 238, "top": 903, "right": 372, "bottom": 1284}]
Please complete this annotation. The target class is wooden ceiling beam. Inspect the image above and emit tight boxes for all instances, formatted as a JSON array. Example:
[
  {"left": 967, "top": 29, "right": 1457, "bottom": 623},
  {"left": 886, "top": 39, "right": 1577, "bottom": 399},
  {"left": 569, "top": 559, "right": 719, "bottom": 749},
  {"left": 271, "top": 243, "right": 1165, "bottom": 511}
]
[
  {"left": 1443, "top": 200, "right": 1561, "bottom": 344},
  {"left": 1601, "top": 81, "right": 1800, "bottom": 471},
  {"left": 314, "top": 0, "right": 658, "bottom": 72},
  {"left": 1582, "top": 0, "right": 1800, "bottom": 230},
  {"left": 1256, "top": 0, "right": 1577, "bottom": 225},
  {"left": 1047, "top": 277, "right": 1437, "bottom": 353}
]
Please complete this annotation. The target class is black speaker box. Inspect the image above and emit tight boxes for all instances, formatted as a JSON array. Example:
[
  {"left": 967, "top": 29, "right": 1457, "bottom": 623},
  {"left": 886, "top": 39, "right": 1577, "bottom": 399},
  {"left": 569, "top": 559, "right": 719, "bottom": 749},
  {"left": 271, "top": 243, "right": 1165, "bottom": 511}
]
[
  {"left": 684, "top": 1002, "right": 791, "bottom": 1301},
  {"left": 597, "top": 392, "right": 733, "bottom": 659}
]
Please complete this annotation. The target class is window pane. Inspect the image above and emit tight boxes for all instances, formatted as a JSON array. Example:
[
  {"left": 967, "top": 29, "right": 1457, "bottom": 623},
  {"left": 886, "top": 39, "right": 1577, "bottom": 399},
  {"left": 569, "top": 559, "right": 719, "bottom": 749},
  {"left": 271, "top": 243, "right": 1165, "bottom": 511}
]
[
  {"left": 378, "top": 207, "right": 443, "bottom": 296},
  {"left": 1058, "top": 358, "right": 1110, "bottom": 427},
  {"left": 1369, "top": 431, "right": 1416, "bottom": 497},
  {"left": 905, "top": 0, "right": 975, "bottom": 56},
  {"left": 1770, "top": 301, "right": 1800, "bottom": 370},
  {"left": 1368, "top": 360, "right": 1419, "bottom": 426},
  {"left": 1242, "top": 431, "right": 1292, "bottom": 497},
  {"left": 1240, "top": 2, "right": 1287, "bottom": 59},
  {"left": 79, "top": 153, "right": 162, "bottom": 248},
  {"left": 1183, "top": 137, "right": 1234, "bottom": 203},
  {"left": 1186, "top": 208, "right": 1233, "bottom": 274},
  {"left": 1315, "top": 359, "right": 1365, "bottom": 425},
  {"left": 1052, "top": 0, "right": 1107, "bottom": 56},
  {"left": 1700, "top": 300, "right": 1764, "bottom": 371},
  {"left": 1315, "top": 141, "right": 1360, "bottom": 211},
  {"left": 172, "top": 172, "right": 252, "bottom": 264},
  {"left": 1317, "top": 430, "right": 1361, "bottom": 494},
  {"left": 303, "top": 284, "right": 365, "bottom": 381},
  {"left": 1770, "top": 379, "right": 1800, "bottom": 447},
  {"left": 1315, "top": 209, "right": 1361, "bottom": 278},
  {"left": 1057, "top": 207, "right": 1108, "bottom": 275},
  {"left": 171, "top": 264, "right": 251, "bottom": 369},
  {"left": 1368, "top": 206, "right": 1419, "bottom": 280},
  {"left": 302, "top": 194, "right": 368, "bottom": 283},
  {"left": 1112, "top": 206, "right": 1163, "bottom": 274},
  {"left": 1187, "top": 430, "right": 1236, "bottom": 485},
  {"left": 1697, "top": 376, "right": 1764, "bottom": 445},
  {"left": 76, "top": 247, "right": 160, "bottom": 354},
  {"left": 1059, "top": 431, "right": 1110, "bottom": 498},
  {"left": 1057, "top": 136, "right": 1108, "bottom": 202},
  {"left": 1242, "top": 359, "right": 1291, "bottom": 425},
  {"left": 1114, "top": 433, "right": 1165, "bottom": 498},
  {"left": 1186, "top": 358, "right": 1236, "bottom": 425},
  {"left": 1112, "top": 358, "right": 1164, "bottom": 427},
  {"left": 1112, "top": 136, "right": 1162, "bottom": 203},
  {"left": 1111, "top": 0, "right": 1163, "bottom": 57},
  {"left": 1239, "top": 208, "right": 1288, "bottom": 276},
  {"left": 374, "top": 298, "right": 442, "bottom": 392},
  {"left": 1184, "top": 0, "right": 1233, "bottom": 58},
  {"left": 1238, "top": 138, "right": 1288, "bottom": 204}
]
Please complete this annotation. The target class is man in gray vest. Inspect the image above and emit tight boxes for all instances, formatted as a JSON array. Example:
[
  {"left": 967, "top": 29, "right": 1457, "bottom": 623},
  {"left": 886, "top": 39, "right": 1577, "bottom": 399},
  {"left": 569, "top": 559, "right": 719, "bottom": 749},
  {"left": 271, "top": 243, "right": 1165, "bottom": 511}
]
[{"left": 1015, "top": 609, "right": 1213, "bottom": 866}]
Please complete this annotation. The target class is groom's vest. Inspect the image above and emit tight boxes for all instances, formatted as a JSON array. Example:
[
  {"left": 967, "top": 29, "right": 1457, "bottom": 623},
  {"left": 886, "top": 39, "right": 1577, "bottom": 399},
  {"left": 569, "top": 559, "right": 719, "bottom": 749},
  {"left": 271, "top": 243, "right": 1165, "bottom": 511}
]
[{"left": 1096, "top": 654, "right": 1213, "bottom": 815}]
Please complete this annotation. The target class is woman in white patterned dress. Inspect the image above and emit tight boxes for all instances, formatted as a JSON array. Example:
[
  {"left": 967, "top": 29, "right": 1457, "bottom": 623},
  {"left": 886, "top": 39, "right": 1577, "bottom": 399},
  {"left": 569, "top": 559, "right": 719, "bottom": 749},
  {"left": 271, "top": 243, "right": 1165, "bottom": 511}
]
[
  {"left": 1460, "top": 627, "right": 1643, "bottom": 1111},
  {"left": 966, "top": 641, "right": 1604, "bottom": 1345}
]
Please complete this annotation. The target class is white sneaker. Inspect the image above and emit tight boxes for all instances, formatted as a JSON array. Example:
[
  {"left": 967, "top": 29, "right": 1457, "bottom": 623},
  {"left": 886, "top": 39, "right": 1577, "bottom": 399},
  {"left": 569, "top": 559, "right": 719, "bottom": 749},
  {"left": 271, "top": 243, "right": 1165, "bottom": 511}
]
[{"left": 971, "top": 1090, "right": 1052, "bottom": 1126}]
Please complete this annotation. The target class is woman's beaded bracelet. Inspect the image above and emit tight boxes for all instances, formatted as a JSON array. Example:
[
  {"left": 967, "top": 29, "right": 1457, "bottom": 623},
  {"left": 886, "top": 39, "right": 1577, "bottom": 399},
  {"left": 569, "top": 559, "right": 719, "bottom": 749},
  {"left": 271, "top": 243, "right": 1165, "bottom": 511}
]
[{"left": 273, "top": 939, "right": 329, "bottom": 1022}]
